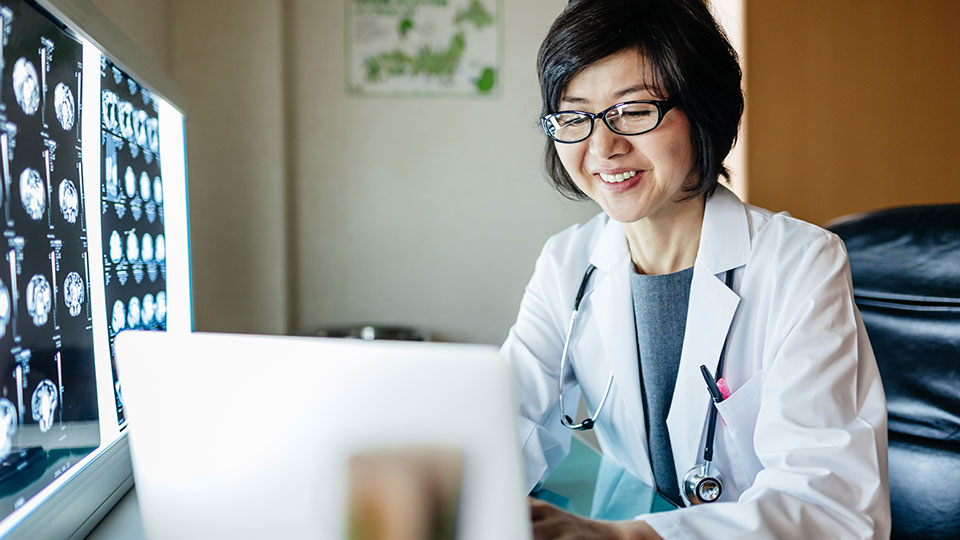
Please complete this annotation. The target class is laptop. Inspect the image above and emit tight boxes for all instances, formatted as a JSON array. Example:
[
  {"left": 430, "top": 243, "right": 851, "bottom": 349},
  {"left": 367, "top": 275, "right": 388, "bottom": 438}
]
[{"left": 115, "top": 331, "right": 532, "bottom": 540}]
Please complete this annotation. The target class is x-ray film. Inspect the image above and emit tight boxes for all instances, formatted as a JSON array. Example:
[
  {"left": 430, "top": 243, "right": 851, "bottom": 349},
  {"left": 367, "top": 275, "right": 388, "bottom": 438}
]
[
  {"left": 99, "top": 57, "right": 166, "bottom": 425},
  {"left": 0, "top": 0, "right": 98, "bottom": 520}
]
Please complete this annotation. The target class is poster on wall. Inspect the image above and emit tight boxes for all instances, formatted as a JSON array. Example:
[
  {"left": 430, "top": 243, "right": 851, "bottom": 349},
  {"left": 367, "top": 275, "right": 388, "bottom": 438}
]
[{"left": 346, "top": 0, "right": 501, "bottom": 97}]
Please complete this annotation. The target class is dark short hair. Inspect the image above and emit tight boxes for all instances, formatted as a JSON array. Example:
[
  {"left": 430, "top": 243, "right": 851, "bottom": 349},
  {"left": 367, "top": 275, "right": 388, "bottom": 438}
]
[{"left": 537, "top": 0, "right": 743, "bottom": 200}]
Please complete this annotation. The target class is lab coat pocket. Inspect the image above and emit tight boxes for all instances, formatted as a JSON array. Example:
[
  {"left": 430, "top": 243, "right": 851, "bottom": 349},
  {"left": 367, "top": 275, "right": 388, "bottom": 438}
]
[{"left": 714, "top": 371, "right": 765, "bottom": 490}]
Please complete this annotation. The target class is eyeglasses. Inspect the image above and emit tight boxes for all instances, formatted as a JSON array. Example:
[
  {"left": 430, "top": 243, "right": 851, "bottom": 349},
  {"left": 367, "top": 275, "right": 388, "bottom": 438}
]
[{"left": 541, "top": 99, "right": 675, "bottom": 144}]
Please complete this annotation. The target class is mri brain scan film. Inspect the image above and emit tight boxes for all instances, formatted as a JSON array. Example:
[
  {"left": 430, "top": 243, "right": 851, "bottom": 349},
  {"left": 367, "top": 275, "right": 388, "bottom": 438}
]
[
  {"left": 59, "top": 178, "right": 79, "bottom": 223},
  {"left": 0, "top": 398, "right": 16, "bottom": 461},
  {"left": 124, "top": 165, "right": 136, "bottom": 199},
  {"left": 64, "top": 272, "right": 84, "bottom": 317},
  {"left": 19, "top": 167, "right": 45, "bottom": 220},
  {"left": 156, "top": 291, "right": 167, "bottom": 323},
  {"left": 26, "top": 274, "right": 52, "bottom": 326},
  {"left": 139, "top": 170, "right": 150, "bottom": 201},
  {"left": 141, "top": 232, "right": 153, "bottom": 262},
  {"left": 111, "top": 299, "right": 124, "bottom": 333},
  {"left": 125, "top": 231, "right": 139, "bottom": 262},
  {"left": 54, "top": 81, "right": 75, "bottom": 130},
  {"left": 142, "top": 293, "right": 155, "bottom": 325},
  {"left": 1, "top": 0, "right": 98, "bottom": 521},
  {"left": 12, "top": 57, "right": 39, "bottom": 115},
  {"left": 100, "top": 57, "right": 169, "bottom": 425},
  {"left": 0, "top": 281, "right": 9, "bottom": 338},
  {"left": 109, "top": 230, "right": 122, "bottom": 263},
  {"left": 30, "top": 379, "right": 58, "bottom": 433},
  {"left": 127, "top": 296, "right": 140, "bottom": 329}
]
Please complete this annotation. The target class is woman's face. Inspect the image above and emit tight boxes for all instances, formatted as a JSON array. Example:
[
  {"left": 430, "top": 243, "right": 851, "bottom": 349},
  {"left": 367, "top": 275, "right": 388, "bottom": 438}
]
[{"left": 555, "top": 48, "right": 699, "bottom": 224}]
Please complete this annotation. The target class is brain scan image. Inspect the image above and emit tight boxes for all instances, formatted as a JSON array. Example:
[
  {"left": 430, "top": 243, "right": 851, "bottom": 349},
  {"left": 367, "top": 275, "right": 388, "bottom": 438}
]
[
  {"left": 128, "top": 296, "right": 141, "bottom": 328},
  {"left": 139, "top": 171, "right": 151, "bottom": 201},
  {"left": 0, "top": 398, "right": 16, "bottom": 461},
  {"left": 142, "top": 293, "right": 156, "bottom": 326},
  {"left": 26, "top": 274, "right": 51, "bottom": 326},
  {"left": 13, "top": 58, "right": 40, "bottom": 115},
  {"left": 133, "top": 109, "right": 148, "bottom": 147},
  {"left": 109, "top": 230, "right": 123, "bottom": 264},
  {"left": 31, "top": 380, "right": 58, "bottom": 433},
  {"left": 118, "top": 100, "right": 134, "bottom": 140},
  {"left": 125, "top": 166, "right": 137, "bottom": 199},
  {"left": 59, "top": 179, "right": 80, "bottom": 224},
  {"left": 156, "top": 234, "right": 166, "bottom": 262},
  {"left": 54, "top": 82, "right": 76, "bottom": 130},
  {"left": 141, "top": 232, "right": 154, "bottom": 262},
  {"left": 0, "top": 281, "right": 9, "bottom": 339},
  {"left": 112, "top": 299, "right": 125, "bottom": 333},
  {"left": 126, "top": 231, "right": 139, "bottom": 262},
  {"left": 146, "top": 118, "right": 160, "bottom": 154},
  {"left": 156, "top": 291, "right": 167, "bottom": 324},
  {"left": 20, "top": 168, "right": 46, "bottom": 220},
  {"left": 64, "top": 272, "right": 84, "bottom": 317},
  {"left": 153, "top": 176, "right": 163, "bottom": 204},
  {"left": 102, "top": 90, "right": 119, "bottom": 131},
  {"left": 105, "top": 154, "right": 119, "bottom": 198}
]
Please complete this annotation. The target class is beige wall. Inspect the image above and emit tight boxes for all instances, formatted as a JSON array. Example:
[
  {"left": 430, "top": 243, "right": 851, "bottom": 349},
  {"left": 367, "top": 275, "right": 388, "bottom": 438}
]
[
  {"left": 88, "top": 0, "right": 170, "bottom": 73},
  {"left": 747, "top": 0, "right": 960, "bottom": 225}
]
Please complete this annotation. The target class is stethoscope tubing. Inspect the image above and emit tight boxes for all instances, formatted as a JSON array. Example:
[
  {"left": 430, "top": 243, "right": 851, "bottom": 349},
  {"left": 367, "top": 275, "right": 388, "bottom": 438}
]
[{"left": 558, "top": 264, "right": 736, "bottom": 467}]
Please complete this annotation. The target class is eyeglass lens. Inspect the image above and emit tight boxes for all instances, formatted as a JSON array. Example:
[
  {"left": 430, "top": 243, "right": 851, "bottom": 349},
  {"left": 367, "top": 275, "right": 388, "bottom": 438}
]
[{"left": 544, "top": 101, "right": 662, "bottom": 142}]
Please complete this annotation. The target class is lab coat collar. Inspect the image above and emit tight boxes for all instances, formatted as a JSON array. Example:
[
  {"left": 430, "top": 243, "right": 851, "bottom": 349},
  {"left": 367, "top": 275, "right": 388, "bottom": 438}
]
[
  {"left": 582, "top": 184, "right": 750, "bottom": 486},
  {"left": 695, "top": 184, "right": 751, "bottom": 274},
  {"left": 668, "top": 184, "right": 749, "bottom": 487},
  {"left": 587, "top": 184, "right": 750, "bottom": 274}
]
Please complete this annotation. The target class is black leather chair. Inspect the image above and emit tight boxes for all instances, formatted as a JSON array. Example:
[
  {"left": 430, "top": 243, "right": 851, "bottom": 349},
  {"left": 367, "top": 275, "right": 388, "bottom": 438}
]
[{"left": 828, "top": 204, "right": 960, "bottom": 540}]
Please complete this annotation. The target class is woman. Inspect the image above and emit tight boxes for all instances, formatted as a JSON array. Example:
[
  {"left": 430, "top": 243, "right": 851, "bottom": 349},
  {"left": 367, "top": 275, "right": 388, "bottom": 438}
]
[{"left": 501, "top": 0, "right": 890, "bottom": 538}]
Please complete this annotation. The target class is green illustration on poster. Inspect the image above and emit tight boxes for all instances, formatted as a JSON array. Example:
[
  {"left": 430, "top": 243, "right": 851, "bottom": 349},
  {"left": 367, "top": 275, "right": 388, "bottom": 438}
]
[{"left": 347, "top": 0, "right": 501, "bottom": 97}]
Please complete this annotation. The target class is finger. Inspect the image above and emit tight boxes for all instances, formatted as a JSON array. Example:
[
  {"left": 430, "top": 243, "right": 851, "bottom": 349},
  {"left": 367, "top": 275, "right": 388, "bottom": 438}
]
[{"left": 528, "top": 498, "right": 555, "bottom": 520}]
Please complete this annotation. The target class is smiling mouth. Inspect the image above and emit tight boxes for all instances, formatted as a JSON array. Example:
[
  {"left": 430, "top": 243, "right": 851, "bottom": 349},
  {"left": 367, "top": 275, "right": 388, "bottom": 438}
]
[{"left": 598, "top": 170, "right": 638, "bottom": 183}]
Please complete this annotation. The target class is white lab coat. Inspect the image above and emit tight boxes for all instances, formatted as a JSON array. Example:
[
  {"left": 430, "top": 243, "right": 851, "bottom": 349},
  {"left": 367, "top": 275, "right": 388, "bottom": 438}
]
[{"left": 501, "top": 186, "right": 890, "bottom": 539}]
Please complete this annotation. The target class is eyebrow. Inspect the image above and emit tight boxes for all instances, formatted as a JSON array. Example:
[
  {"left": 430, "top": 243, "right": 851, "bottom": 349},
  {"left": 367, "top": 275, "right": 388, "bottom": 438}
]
[{"left": 561, "top": 85, "right": 658, "bottom": 105}]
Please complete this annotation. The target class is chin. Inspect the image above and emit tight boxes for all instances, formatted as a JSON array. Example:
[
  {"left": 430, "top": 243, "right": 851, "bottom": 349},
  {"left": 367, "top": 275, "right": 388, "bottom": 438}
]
[{"left": 604, "top": 208, "right": 651, "bottom": 224}]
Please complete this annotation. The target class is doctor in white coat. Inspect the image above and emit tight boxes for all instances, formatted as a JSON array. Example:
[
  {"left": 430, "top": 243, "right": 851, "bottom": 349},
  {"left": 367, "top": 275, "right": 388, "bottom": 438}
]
[{"left": 504, "top": 1, "right": 890, "bottom": 538}]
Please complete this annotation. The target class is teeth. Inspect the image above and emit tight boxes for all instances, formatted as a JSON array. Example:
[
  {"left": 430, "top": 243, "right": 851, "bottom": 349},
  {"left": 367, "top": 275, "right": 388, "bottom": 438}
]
[{"left": 599, "top": 171, "right": 638, "bottom": 183}]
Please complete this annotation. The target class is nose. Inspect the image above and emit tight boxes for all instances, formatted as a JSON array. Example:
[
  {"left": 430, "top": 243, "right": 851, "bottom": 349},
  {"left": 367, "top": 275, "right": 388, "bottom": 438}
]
[{"left": 587, "top": 120, "right": 630, "bottom": 160}]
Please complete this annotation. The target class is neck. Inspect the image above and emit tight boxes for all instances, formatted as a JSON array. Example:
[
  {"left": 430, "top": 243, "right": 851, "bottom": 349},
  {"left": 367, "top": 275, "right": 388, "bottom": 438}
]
[{"left": 624, "top": 195, "right": 706, "bottom": 275}]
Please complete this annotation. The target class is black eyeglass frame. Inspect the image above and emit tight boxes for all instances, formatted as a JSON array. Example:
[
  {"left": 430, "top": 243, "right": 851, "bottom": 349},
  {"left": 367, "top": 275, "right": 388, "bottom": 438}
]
[{"left": 541, "top": 98, "right": 676, "bottom": 144}]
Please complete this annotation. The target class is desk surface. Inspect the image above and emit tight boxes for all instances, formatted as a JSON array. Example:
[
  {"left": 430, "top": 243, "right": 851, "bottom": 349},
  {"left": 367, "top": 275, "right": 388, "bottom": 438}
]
[{"left": 531, "top": 436, "right": 677, "bottom": 520}]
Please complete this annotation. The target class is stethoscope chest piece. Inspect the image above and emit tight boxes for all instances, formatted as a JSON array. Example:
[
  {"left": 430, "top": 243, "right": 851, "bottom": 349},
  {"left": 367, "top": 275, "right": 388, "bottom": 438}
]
[{"left": 683, "top": 461, "right": 724, "bottom": 505}]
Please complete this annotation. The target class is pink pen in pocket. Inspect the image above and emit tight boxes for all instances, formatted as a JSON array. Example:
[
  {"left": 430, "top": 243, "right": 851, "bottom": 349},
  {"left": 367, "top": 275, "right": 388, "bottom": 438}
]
[
  {"left": 716, "top": 377, "right": 731, "bottom": 426},
  {"left": 716, "top": 377, "right": 732, "bottom": 400}
]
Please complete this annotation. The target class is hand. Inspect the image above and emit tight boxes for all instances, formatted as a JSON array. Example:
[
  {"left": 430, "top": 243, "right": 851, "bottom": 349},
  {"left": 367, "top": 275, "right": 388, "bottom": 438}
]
[{"left": 529, "top": 498, "right": 663, "bottom": 540}]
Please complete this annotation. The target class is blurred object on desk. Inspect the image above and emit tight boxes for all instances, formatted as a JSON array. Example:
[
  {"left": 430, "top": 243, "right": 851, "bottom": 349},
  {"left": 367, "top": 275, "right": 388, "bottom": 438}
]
[{"left": 348, "top": 446, "right": 462, "bottom": 540}]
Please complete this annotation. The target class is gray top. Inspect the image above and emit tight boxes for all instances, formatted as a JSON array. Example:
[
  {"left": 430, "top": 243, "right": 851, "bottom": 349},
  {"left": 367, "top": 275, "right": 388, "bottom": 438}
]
[{"left": 631, "top": 265, "right": 694, "bottom": 507}]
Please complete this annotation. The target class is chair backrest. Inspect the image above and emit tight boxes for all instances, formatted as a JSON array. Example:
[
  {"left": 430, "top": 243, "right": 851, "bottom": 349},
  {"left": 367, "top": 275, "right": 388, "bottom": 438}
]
[{"left": 828, "top": 204, "right": 960, "bottom": 540}]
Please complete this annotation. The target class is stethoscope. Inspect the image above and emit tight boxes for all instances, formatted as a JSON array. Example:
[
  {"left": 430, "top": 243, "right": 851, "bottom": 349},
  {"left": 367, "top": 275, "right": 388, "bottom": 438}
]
[{"left": 558, "top": 264, "right": 736, "bottom": 505}]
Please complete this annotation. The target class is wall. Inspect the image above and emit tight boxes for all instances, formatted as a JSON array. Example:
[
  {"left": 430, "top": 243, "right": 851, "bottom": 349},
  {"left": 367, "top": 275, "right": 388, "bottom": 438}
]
[
  {"left": 747, "top": 0, "right": 960, "bottom": 225},
  {"left": 167, "top": 0, "right": 288, "bottom": 334},
  {"left": 288, "top": 1, "right": 598, "bottom": 343},
  {"left": 88, "top": 0, "right": 170, "bottom": 73}
]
